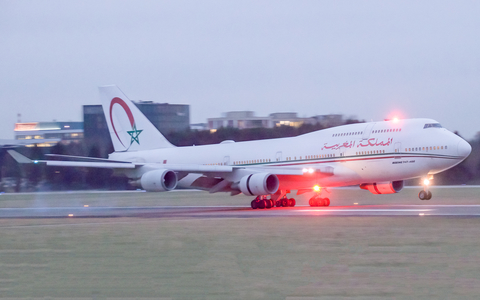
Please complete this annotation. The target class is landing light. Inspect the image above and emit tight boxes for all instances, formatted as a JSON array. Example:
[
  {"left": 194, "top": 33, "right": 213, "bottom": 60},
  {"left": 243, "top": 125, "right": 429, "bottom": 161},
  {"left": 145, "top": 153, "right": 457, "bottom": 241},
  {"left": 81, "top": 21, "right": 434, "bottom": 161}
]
[
  {"left": 313, "top": 185, "right": 321, "bottom": 192},
  {"left": 393, "top": 117, "right": 399, "bottom": 123},
  {"left": 423, "top": 179, "right": 430, "bottom": 186},
  {"left": 303, "top": 168, "right": 314, "bottom": 174}
]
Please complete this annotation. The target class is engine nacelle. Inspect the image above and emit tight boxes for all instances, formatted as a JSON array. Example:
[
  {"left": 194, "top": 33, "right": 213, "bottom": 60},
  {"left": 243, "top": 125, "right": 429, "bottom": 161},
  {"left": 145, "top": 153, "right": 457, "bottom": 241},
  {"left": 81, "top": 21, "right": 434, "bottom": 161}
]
[
  {"left": 239, "top": 173, "right": 279, "bottom": 196},
  {"left": 360, "top": 180, "right": 404, "bottom": 194},
  {"left": 140, "top": 169, "right": 177, "bottom": 192}
]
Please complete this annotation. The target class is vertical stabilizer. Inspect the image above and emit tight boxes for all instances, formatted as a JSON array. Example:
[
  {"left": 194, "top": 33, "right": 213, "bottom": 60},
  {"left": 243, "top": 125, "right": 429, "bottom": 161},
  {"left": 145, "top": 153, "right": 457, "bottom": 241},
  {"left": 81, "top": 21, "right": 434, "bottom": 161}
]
[{"left": 99, "top": 85, "right": 175, "bottom": 152}]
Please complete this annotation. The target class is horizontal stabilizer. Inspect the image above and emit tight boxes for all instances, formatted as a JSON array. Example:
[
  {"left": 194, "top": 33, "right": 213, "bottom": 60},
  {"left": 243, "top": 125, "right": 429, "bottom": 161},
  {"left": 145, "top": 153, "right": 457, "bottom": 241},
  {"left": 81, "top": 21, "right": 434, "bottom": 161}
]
[
  {"left": 8, "top": 150, "right": 136, "bottom": 169},
  {"left": 7, "top": 150, "right": 32, "bottom": 163}
]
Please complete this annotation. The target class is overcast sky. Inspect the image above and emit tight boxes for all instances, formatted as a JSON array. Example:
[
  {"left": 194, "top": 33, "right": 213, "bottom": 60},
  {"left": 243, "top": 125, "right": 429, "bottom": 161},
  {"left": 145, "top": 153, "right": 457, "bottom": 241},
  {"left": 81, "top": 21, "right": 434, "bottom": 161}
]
[{"left": 1, "top": 0, "right": 479, "bottom": 140}]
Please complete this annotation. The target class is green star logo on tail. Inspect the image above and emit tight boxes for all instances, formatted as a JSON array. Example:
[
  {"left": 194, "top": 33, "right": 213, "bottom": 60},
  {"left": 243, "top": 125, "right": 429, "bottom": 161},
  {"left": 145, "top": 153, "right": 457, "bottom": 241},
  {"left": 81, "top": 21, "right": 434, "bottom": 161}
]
[{"left": 127, "top": 124, "right": 143, "bottom": 145}]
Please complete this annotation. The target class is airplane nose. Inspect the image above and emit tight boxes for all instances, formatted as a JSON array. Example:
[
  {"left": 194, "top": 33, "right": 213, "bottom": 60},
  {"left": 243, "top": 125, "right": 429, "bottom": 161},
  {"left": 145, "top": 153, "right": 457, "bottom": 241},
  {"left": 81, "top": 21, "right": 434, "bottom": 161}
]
[{"left": 457, "top": 139, "right": 472, "bottom": 158}]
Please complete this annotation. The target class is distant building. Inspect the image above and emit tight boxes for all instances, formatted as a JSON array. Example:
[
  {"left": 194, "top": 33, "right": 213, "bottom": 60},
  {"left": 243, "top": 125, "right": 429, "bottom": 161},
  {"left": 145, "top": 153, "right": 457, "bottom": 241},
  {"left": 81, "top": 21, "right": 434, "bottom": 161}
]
[
  {"left": 83, "top": 101, "right": 190, "bottom": 155},
  {"left": 207, "top": 111, "right": 337, "bottom": 131},
  {"left": 208, "top": 111, "right": 271, "bottom": 131},
  {"left": 269, "top": 112, "right": 305, "bottom": 128},
  {"left": 310, "top": 114, "right": 344, "bottom": 128},
  {"left": 190, "top": 123, "right": 208, "bottom": 131},
  {"left": 14, "top": 121, "right": 83, "bottom": 147}
]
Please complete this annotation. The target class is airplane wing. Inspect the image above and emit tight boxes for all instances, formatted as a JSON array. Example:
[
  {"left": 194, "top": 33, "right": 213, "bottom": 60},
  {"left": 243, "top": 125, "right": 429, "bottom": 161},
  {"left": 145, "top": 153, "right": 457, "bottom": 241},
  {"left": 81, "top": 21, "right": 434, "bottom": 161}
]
[
  {"left": 7, "top": 150, "right": 336, "bottom": 194},
  {"left": 7, "top": 150, "right": 306, "bottom": 175}
]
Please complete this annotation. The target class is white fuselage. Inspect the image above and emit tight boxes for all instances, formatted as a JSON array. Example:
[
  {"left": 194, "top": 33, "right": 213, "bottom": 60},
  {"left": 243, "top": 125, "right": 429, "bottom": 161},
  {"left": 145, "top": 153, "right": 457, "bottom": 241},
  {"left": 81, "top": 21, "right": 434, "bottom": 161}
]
[{"left": 109, "top": 118, "right": 471, "bottom": 190}]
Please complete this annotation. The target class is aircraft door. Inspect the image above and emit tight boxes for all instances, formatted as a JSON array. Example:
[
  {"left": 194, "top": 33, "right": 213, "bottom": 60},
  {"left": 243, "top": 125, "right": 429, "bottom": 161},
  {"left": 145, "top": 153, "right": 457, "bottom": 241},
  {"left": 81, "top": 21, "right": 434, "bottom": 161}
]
[
  {"left": 394, "top": 142, "right": 401, "bottom": 158},
  {"left": 276, "top": 151, "right": 282, "bottom": 162},
  {"left": 223, "top": 156, "right": 230, "bottom": 165},
  {"left": 362, "top": 123, "right": 375, "bottom": 140}
]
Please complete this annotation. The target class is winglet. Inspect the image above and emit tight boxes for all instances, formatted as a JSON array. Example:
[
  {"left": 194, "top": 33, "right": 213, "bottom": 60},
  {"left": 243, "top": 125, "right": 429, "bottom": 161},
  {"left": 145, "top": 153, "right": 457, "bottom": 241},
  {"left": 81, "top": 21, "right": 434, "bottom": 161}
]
[{"left": 7, "top": 150, "right": 33, "bottom": 164}]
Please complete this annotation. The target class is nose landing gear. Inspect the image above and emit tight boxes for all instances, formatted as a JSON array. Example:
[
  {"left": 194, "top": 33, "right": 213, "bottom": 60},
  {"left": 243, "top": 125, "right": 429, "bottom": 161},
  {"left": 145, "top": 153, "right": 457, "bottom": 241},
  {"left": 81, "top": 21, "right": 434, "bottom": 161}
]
[
  {"left": 419, "top": 177, "right": 433, "bottom": 200},
  {"left": 419, "top": 190, "right": 432, "bottom": 200}
]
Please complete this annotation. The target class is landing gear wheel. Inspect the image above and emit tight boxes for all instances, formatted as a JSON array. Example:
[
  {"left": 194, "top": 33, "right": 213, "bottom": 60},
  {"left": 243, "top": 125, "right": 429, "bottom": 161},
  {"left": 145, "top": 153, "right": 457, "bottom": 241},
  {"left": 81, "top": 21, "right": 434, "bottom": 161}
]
[
  {"left": 281, "top": 198, "right": 289, "bottom": 207},
  {"left": 419, "top": 190, "right": 426, "bottom": 200},
  {"left": 426, "top": 191, "right": 432, "bottom": 200},
  {"left": 289, "top": 198, "right": 296, "bottom": 207},
  {"left": 324, "top": 198, "right": 330, "bottom": 206},
  {"left": 265, "top": 200, "right": 272, "bottom": 209},
  {"left": 276, "top": 200, "right": 281, "bottom": 207},
  {"left": 269, "top": 199, "right": 275, "bottom": 208},
  {"left": 309, "top": 198, "right": 314, "bottom": 206},
  {"left": 251, "top": 200, "right": 258, "bottom": 209},
  {"left": 258, "top": 200, "right": 266, "bottom": 209}
]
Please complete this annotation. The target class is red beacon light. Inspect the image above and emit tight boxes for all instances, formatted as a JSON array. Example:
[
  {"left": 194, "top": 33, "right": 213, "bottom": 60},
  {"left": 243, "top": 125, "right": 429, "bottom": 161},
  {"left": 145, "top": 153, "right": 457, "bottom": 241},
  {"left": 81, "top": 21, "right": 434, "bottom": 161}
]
[{"left": 384, "top": 117, "right": 400, "bottom": 123}]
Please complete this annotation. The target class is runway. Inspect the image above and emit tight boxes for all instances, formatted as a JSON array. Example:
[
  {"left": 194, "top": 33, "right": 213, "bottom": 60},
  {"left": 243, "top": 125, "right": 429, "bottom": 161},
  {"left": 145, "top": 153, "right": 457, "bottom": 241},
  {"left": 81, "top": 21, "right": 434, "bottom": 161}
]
[{"left": 2, "top": 204, "right": 480, "bottom": 218}]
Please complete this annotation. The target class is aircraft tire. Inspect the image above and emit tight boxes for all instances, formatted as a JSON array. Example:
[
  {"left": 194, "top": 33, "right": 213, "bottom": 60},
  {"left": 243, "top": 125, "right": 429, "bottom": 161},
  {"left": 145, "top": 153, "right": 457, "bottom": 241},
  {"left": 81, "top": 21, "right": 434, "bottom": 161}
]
[
  {"left": 251, "top": 200, "right": 258, "bottom": 209},
  {"left": 269, "top": 199, "right": 275, "bottom": 208},
  {"left": 281, "top": 198, "right": 289, "bottom": 207},
  {"left": 426, "top": 191, "right": 432, "bottom": 200},
  {"left": 324, "top": 198, "right": 330, "bottom": 206},
  {"left": 419, "top": 191, "right": 426, "bottom": 200},
  {"left": 289, "top": 198, "right": 296, "bottom": 207},
  {"left": 258, "top": 200, "right": 266, "bottom": 209},
  {"left": 265, "top": 200, "right": 272, "bottom": 209}
]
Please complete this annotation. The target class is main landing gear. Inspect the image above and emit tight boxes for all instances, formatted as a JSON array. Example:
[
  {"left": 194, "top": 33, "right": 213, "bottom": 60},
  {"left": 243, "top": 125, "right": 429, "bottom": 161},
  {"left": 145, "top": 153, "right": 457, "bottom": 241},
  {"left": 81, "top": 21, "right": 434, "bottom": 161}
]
[
  {"left": 308, "top": 196, "right": 330, "bottom": 207},
  {"left": 418, "top": 177, "right": 433, "bottom": 200},
  {"left": 308, "top": 186, "right": 330, "bottom": 207},
  {"left": 250, "top": 195, "right": 296, "bottom": 209}
]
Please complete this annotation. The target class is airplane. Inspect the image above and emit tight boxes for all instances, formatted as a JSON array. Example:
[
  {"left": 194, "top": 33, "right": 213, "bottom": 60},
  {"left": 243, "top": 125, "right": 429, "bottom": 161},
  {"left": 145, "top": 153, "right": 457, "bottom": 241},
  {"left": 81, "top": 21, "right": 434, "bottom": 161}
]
[{"left": 8, "top": 85, "right": 472, "bottom": 209}]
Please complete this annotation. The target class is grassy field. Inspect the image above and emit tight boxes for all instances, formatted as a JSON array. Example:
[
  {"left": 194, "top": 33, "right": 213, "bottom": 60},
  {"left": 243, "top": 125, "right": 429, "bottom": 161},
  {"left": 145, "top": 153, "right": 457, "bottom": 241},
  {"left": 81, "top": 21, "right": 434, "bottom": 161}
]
[{"left": 0, "top": 188, "right": 480, "bottom": 299}]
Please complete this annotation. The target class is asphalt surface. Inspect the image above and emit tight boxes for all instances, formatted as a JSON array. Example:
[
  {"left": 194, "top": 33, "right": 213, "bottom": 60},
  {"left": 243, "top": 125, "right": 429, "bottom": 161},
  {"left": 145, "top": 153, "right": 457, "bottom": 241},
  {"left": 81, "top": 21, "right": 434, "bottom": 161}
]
[{"left": 1, "top": 204, "right": 480, "bottom": 218}]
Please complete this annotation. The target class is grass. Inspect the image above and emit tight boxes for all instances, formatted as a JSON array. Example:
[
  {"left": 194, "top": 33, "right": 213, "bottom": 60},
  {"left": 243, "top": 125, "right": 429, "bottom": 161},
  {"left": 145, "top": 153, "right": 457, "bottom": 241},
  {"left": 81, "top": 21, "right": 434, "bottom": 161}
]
[{"left": 0, "top": 188, "right": 479, "bottom": 299}]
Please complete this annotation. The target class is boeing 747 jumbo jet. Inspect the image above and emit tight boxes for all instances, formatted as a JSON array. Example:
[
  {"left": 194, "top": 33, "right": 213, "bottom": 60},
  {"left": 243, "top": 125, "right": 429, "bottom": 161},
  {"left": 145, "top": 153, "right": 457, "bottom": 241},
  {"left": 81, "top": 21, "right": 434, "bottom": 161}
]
[{"left": 8, "top": 85, "right": 472, "bottom": 209}]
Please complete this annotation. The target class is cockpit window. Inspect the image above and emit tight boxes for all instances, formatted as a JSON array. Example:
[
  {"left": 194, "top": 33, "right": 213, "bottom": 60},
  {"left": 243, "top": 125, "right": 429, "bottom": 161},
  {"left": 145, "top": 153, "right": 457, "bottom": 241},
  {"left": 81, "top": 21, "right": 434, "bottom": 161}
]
[{"left": 423, "top": 123, "right": 442, "bottom": 129}]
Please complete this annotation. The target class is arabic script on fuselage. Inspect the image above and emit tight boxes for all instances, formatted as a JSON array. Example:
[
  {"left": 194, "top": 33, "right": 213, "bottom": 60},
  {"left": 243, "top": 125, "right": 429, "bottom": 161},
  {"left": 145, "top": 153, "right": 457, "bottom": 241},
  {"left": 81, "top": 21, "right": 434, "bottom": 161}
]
[
  {"left": 322, "top": 138, "right": 393, "bottom": 150},
  {"left": 357, "top": 138, "right": 393, "bottom": 148},
  {"left": 322, "top": 141, "right": 355, "bottom": 150}
]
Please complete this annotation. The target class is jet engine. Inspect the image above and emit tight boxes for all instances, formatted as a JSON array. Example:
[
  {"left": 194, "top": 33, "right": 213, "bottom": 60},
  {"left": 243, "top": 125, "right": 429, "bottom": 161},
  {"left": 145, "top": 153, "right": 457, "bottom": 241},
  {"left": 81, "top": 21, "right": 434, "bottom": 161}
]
[
  {"left": 360, "top": 180, "right": 404, "bottom": 194},
  {"left": 239, "top": 173, "right": 279, "bottom": 196},
  {"left": 140, "top": 169, "right": 178, "bottom": 192}
]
